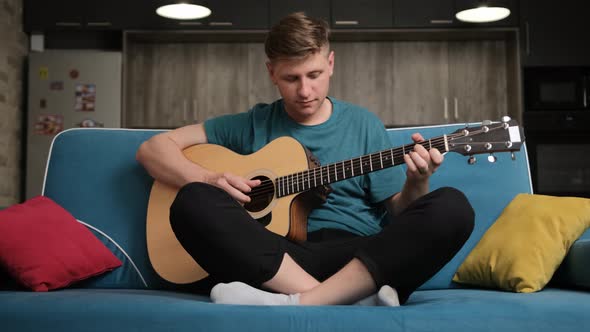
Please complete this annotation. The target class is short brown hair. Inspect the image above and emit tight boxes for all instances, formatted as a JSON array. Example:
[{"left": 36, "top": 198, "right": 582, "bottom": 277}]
[{"left": 264, "top": 12, "right": 330, "bottom": 62}]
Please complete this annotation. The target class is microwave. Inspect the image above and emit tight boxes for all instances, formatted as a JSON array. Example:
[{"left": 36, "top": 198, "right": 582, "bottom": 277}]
[{"left": 524, "top": 67, "right": 590, "bottom": 111}]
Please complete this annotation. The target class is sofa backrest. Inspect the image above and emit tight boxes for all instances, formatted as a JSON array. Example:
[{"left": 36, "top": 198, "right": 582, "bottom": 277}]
[
  {"left": 387, "top": 123, "right": 532, "bottom": 289},
  {"left": 42, "top": 124, "right": 532, "bottom": 291},
  {"left": 44, "top": 128, "right": 168, "bottom": 290}
]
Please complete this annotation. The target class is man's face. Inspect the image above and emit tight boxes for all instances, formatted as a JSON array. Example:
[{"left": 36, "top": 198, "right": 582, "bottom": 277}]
[{"left": 266, "top": 48, "right": 334, "bottom": 123}]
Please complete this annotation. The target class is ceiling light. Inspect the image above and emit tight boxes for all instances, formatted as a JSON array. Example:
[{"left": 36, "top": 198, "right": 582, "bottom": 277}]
[
  {"left": 156, "top": 2, "right": 211, "bottom": 20},
  {"left": 456, "top": 6, "right": 510, "bottom": 23},
  {"left": 455, "top": 0, "right": 511, "bottom": 23}
]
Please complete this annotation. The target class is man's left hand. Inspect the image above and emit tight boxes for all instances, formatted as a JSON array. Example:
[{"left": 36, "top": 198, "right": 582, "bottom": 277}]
[{"left": 403, "top": 133, "right": 444, "bottom": 180}]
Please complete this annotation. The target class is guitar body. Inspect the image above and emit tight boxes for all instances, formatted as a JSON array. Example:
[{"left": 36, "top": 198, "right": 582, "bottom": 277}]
[{"left": 146, "top": 136, "right": 327, "bottom": 284}]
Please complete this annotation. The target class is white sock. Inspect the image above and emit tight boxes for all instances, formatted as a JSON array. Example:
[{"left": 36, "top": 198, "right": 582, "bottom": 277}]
[
  {"left": 355, "top": 285, "right": 400, "bottom": 306},
  {"left": 210, "top": 282, "right": 300, "bottom": 305},
  {"left": 377, "top": 285, "right": 400, "bottom": 306}
]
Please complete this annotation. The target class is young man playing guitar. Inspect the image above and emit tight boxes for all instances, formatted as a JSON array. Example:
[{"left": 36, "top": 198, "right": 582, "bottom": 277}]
[{"left": 136, "top": 12, "right": 474, "bottom": 306}]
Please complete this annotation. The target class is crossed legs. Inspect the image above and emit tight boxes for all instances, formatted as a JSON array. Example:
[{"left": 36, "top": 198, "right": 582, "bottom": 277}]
[{"left": 170, "top": 182, "right": 473, "bottom": 306}]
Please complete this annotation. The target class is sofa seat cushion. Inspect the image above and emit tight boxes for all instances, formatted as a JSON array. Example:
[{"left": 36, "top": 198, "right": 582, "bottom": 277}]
[{"left": 1, "top": 288, "right": 588, "bottom": 332}]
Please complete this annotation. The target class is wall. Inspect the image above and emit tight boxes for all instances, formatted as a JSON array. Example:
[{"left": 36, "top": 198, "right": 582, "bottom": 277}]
[{"left": 0, "top": 0, "right": 27, "bottom": 206}]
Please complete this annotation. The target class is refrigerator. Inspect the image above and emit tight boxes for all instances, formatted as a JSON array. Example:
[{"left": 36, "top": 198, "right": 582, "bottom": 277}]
[{"left": 26, "top": 50, "right": 122, "bottom": 199}]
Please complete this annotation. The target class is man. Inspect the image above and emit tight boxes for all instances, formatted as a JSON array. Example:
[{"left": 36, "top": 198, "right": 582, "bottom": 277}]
[{"left": 136, "top": 12, "right": 474, "bottom": 306}]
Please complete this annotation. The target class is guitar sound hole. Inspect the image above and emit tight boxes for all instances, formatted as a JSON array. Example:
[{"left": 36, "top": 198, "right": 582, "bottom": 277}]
[{"left": 244, "top": 175, "right": 274, "bottom": 213}]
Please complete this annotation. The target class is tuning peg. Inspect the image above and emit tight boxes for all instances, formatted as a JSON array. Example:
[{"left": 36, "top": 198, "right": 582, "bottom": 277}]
[
  {"left": 468, "top": 156, "right": 477, "bottom": 165},
  {"left": 501, "top": 116, "right": 512, "bottom": 123},
  {"left": 487, "top": 154, "right": 497, "bottom": 163},
  {"left": 511, "top": 152, "right": 516, "bottom": 161}
]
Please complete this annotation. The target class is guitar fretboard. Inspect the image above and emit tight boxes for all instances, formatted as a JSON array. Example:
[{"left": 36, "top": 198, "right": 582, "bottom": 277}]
[{"left": 275, "top": 135, "right": 449, "bottom": 198}]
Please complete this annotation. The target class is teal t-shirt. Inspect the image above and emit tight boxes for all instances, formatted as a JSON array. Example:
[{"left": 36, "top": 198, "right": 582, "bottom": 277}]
[{"left": 204, "top": 98, "right": 405, "bottom": 236}]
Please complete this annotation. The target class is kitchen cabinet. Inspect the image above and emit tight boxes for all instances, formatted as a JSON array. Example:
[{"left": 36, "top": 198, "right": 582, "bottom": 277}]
[
  {"left": 133, "top": 0, "right": 269, "bottom": 30},
  {"left": 331, "top": 0, "right": 394, "bottom": 29},
  {"left": 394, "top": 0, "right": 456, "bottom": 28},
  {"left": 25, "top": 0, "right": 269, "bottom": 32},
  {"left": 203, "top": 0, "right": 269, "bottom": 30},
  {"left": 393, "top": 0, "right": 517, "bottom": 28},
  {"left": 269, "top": 0, "right": 331, "bottom": 26},
  {"left": 124, "top": 42, "right": 279, "bottom": 128},
  {"left": 448, "top": 41, "right": 508, "bottom": 123},
  {"left": 520, "top": 0, "right": 590, "bottom": 66},
  {"left": 330, "top": 40, "right": 509, "bottom": 126},
  {"left": 389, "top": 42, "right": 450, "bottom": 125},
  {"left": 24, "top": 0, "right": 125, "bottom": 32},
  {"left": 125, "top": 44, "right": 193, "bottom": 128},
  {"left": 125, "top": 39, "right": 513, "bottom": 128}
]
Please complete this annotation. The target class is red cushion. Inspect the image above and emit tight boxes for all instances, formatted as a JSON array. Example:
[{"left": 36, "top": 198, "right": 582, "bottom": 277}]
[{"left": 0, "top": 196, "right": 122, "bottom": 291}]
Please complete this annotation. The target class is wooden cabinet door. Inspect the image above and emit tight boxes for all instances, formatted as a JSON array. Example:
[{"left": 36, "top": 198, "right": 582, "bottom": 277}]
[
  {"left": 331, "top": 0, "right": 394, "bottom": 28},
  {"left": 206, "top": 0, "right": 269, "bottom": 29},
  {"left": 85, "top": 0, "right": 126, "bottom": 30},
  {"left": 394, "top": 0, "right": 455, "bottom": 28},
  {"left": 125, "top": 42, "right": 279, "bottom": 128},
  {"left": 330, "top": 42, "right": 396, "bottom": 125},
  {"left": 269, "top": 0, "right": 331, "bottom": 26},
  {"left": 448, "top": 41, "right": 508, "bottom": 123},
  {"left": 25, "top": 0, "right": 127, "bottom": 31},
  {"left": 24, "top": 0, "right": 83, "bottom": 31},
  {"left": 391, "top": 42, "right": 450, "bottom": 125},
  {"left": 125, "top": 43, "right": 192, "bottom": 128},
  {"left": 192, "top": 44, "right": 251, "bottom": 121}
]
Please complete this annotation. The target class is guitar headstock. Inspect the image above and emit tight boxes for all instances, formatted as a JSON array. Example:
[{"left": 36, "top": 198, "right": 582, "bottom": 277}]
[{"left": 447, "top": 117, "right": 525, "bottom": 159}]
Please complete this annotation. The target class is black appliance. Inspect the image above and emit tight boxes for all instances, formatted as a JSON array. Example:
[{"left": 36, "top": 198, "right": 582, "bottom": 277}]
[
  {"left": 524, "top": 111, "right": 590, "bottom": 198},
  {"left": 524, "top": 67, "right": 590, "bottom": 111}
]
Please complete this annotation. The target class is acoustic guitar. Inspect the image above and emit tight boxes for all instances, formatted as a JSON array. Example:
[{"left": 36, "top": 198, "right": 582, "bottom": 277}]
[{"left": 146, "top": 117, "right": 525, "bottom": 284}]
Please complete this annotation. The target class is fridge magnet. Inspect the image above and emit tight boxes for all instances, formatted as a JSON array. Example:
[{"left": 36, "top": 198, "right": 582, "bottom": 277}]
[
  {"left": 76, "top": 118, "right": 104, "bottom": 128},
  {"left": 69, "top": 69, "right": 79, "bottom": 79},
  {"left": 39, "top": 66, "right": 49, "bottom": 80},
  {"left": 49, "top": 81, "right": 64, "bottom": 90},
  {"left": 34, "top": 114, "right": 63, "bottom": 135},
  {"left": 74, "top": 83, "right": 96, "bottom": 112}
]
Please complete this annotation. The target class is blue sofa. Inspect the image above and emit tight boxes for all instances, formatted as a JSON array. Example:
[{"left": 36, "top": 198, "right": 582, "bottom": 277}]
[{"left": 1, "top": 124, "right": 589, "bottom": 331}]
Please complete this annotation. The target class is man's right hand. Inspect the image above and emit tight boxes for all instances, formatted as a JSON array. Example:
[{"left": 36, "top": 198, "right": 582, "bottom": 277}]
[{"left": 205, "top": 172, "right": 261, "bottom": 205}]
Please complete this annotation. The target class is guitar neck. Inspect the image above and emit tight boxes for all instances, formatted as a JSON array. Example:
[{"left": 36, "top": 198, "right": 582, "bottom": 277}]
[{"left": 276, "top": 135, "right": 449, "bottom": 198}]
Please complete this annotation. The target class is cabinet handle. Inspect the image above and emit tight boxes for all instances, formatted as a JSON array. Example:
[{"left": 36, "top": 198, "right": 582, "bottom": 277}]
[
  {"left": 334, "top": 20, "right": 359, "bottom": 26},
  {"left": 443, "top": 97, "right": 449, "bottom": 120},
  {"left": 454, "top": 98, "right": 459, "bottom": 120},
  {"left": 87, "top": 22, "right": 112, "bottom": 27},
  {"left": 55, "top": 22, "right": 82, "bottom": 27},
  {"left": 183, "top": 100, "right": 188, "bottom": 122},
  {"left": 209, "top": 22, "right": 233, "bottom": 26},
  {"left": 193, "top": 99, "right": 198, "bottom": 122},
  {"left": 525, "top": 21, "right": 531, "bottom": 56},
  {"left": 430, "top": 20, "right": 453, "bottom": 24},
  {"left": 584, "top": 88, "right": 587, "bottom": 108},
  {"left": 179, "top": 21, "right": 203, "bottom": 26}
]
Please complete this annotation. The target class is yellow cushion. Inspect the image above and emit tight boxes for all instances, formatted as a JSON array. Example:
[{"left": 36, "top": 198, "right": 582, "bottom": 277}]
[{"left": 453, "top": 193, "right": 590, "bottom": 293}]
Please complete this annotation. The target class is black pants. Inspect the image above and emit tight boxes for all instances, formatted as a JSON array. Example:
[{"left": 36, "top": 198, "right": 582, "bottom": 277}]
[{"left": 170, "top": 182, "right": 474, "bottom": 304}]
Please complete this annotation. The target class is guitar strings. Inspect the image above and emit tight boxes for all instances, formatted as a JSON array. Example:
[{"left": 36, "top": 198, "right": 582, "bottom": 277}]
[
  {"left": 247, "top": 135, "right": 453, "bottom": 199},
  {"left": 246, "top": 126, "right": 506, "bottom": 199},
  {"left": 246, "top": 133, "right": 464, "bottom": 198}
]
